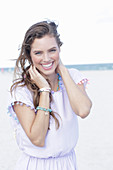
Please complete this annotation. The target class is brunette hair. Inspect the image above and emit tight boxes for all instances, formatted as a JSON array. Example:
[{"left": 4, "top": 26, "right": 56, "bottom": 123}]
[{"left": 11, "top": 20, "right": 63, "bottom": 129}]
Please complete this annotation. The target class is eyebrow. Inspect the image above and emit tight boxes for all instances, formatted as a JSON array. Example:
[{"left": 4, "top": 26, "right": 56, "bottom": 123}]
[
  {"left": 48, "top": 47, "right": 57, "bottom": 50},
  {"left": 33, "top": 50, "right": 42, "bottom": 53},
  {"left": 32, "top": 47, "right": 57, "bottom": 53}
]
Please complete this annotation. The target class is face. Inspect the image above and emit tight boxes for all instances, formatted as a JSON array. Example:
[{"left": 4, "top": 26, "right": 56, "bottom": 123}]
[{"left": 30, "top": 35, "right": 60, "bottom": 77}]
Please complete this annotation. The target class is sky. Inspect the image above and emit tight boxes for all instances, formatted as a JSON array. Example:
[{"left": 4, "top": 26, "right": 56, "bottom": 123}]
[{"left": 0, "top": 0, "right": 113, "bottom": 67}]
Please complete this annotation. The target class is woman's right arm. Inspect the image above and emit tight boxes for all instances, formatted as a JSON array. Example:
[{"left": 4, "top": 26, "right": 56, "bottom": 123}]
[
  {"left": 14, "top": 66, "right": 51, "bottom": 147},
  {"left": 14, "top": 91, "right": 50, "bottom": 147}
]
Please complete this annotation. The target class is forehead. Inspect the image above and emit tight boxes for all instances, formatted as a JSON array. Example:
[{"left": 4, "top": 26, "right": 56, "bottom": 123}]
[{"left": 31, "top": 35, "right": 58, "bottom": 50}]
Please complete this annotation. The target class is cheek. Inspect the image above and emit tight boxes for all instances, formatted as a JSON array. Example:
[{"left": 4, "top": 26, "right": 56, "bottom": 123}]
[
  {"left": 32, "top": 56, "right": 41, "bottom": 65},
  {"left": 53, "top": 53, "right": 60, "bottom": 61}
]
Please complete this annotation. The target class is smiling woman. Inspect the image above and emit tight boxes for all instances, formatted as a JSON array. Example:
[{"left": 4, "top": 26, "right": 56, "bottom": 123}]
[
  {"left": 8, "top": 20, "right": 92, "bottom": 170},
  {"left": 30, "top": 35, "right": 60, "bottom": 76}
]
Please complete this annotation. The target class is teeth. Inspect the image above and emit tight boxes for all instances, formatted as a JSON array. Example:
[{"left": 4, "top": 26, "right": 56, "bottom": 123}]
[{"left": 42, "top": 63, "right": 52, "bottom": 68}]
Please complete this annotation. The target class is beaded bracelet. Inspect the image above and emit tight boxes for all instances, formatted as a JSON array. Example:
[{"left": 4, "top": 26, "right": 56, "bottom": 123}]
[
  {"left": 38, "top": 87, "right": 51, "bottom": 93},
  {"left": 36, "top": 106, "right": 52, "bottom": 115}
]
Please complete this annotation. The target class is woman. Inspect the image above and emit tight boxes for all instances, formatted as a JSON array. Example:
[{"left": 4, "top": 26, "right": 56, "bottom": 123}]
[{"left": 8, "top": 20, "right": 92, "bottom": 170}]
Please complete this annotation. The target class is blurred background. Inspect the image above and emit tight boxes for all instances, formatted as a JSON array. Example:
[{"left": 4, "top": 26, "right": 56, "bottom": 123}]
[{"left": 0, "top": 0, "right": 113, "bottom": 170}]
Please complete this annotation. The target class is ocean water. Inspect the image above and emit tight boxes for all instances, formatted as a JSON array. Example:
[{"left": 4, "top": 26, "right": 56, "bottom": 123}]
[
  {"left": 0, "top": 63, "right": 113, "bottom": 72},
  {"left": 0, "top": 69, "right": 113, "bottom": 170},
  {"left": 66, "top": 63, "right": 113, "bottom": 70}
]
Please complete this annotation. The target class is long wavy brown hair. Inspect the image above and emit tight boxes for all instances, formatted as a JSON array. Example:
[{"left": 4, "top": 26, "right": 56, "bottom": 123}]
[{"left": 10, "top": 20, "right": 63, "bottom": 129}]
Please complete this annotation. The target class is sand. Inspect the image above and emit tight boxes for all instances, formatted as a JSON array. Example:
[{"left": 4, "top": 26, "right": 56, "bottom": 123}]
[
  {"left": 76, "top": 70, "right": 113, "bottom": 170},
  {"left": 0, "top": 70, "right": 113, "bottom": 170}
]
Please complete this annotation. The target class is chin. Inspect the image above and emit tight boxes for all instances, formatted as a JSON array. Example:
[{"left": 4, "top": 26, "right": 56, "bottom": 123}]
[{"left": 40, "top": 70, "right": 56, "bottom": 77}]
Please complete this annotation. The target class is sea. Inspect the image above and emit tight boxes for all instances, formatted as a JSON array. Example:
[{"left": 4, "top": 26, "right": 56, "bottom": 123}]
[{"left": 0, "top": 63, "right": 113, "bottom": 72}]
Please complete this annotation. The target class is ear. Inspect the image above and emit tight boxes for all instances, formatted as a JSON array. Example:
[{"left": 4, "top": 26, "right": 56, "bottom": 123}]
[{"left": 59, "top": 47, "right": 61, "bottom": 52}]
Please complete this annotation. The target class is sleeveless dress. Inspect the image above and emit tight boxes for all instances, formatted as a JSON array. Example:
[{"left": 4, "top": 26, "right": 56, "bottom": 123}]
[{"left": 7, "top": 68, "right": 88, "bottom": 170}]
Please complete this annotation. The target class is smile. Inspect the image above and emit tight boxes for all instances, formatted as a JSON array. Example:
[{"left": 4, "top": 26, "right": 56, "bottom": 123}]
[{"left": 41, "top": 62, "right": 54, "bottom": 70}]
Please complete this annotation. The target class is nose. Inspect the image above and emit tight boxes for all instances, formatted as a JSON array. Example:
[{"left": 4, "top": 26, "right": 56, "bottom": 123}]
[{"left": 43, "top": 52, "right": 50, "bottom": 62}]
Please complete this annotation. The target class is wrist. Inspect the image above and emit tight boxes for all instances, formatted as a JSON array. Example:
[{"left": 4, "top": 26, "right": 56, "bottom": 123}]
[
  {"left": 38, "top": 87, "right": 51, "bottom": 93},
  {"left": 39, "top": 91, "right": 50, "bottom": 98}
]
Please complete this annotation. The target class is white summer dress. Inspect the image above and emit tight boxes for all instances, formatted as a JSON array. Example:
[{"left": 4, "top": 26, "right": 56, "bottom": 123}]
[{"left": 7, "top": 68, "right": 88, "bottom": 170}]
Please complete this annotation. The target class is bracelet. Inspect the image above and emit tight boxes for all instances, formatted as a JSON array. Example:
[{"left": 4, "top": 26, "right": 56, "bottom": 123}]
[
  {"left": 38, "top": 87, "right": 51, "bottom": 93},
  {"left": 36, "top": 106, "right": 52, "bottom": 115}
]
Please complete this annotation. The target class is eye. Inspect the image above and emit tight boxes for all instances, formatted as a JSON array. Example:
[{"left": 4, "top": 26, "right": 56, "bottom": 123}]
[
  {"left": 49, "top": 49, "right": 56, "bottom": 52},
  {"left": 35, "top": 51, "right": 42, "bottom": 55}
]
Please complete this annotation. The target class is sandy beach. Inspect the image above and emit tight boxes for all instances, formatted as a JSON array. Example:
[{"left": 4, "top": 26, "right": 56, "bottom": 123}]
[{"left": 0, "top": 70, "right": 113, "bottom": 170}]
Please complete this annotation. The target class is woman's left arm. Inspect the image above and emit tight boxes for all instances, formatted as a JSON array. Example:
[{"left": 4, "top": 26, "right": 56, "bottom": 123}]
[{"left": 57, "top": 61, "right": 92, "bottom": 118}]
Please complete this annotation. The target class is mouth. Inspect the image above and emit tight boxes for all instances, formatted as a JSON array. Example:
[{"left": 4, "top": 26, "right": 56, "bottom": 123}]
[{"left": 41, "top": 62, "right": 54, "bottom": 70}]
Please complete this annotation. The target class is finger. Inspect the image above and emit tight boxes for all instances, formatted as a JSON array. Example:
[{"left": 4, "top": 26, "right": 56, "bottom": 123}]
[
  {"left": 29, "top": 66, "right": 40, "bottom": 80},
  {"left": 32, "top": 65, "right": 37, "bottom": 73},
  {"left": 32, "top": 66, "right": 40, "bottom": 76},
  {"left": 28, "top": 65, "right": 33, "bottom": 74}
]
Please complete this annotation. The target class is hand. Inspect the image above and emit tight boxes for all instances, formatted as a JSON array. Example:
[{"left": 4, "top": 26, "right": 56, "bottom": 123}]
[
  {"left": 28, "top": 65, "right": 50, "bottom": 89},
  {"left": 56, "top": 58, "right": 66, "bottom": 75}
]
